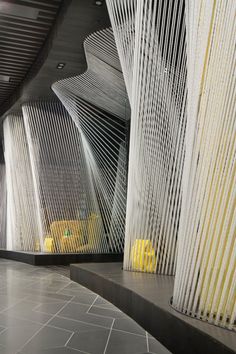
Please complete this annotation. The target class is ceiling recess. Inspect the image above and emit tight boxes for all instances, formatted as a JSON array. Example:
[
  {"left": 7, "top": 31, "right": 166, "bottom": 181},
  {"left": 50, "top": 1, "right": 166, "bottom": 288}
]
[
  {"left": 0, "top": 75, "right": 10, "bottom": 82},
  {"left": 0, "top": 0, "right": 63, "bottom": 108},
  {"left": 0, "top": 2, "right": 39, "bottom": 19}
]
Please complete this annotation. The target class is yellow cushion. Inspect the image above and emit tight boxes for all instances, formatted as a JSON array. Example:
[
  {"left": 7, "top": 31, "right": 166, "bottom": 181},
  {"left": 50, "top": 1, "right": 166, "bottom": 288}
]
[
  {"left": 35, "top": 240, "right": 41, "bottom": 252},
  {"left": 48, "top": 215, "right": 102, "bottom": 253},
  {"left": 50, "top": 220, "right": 85, "bottom": 237},
  {"left": 76, "top": 213, "right": 102, "bottom": 252},
  {"left": 50, "top": 220, "right": 85, "bottom": 252},
  {"left": 131, "top": 239, "right": 156, "bottom": 272},
  {"left": 44, "top": 237, "right": 53, "bottom": 252},
  {"left": 60, "top": 235, "right": 85, "bottom": 252}
]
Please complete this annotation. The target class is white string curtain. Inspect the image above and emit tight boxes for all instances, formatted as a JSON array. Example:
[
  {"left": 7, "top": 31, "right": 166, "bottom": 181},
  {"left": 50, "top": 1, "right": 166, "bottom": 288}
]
[
  {"left": 82, "top": 27, "right": 130, "bottom": 120},
  {"left": 52, "top": 28, "right": 129, "bottom": 253},
  {"left": 106, "top": 0, "right": 187, "bottom": 274},
  {"left": 0, "top": 164, "right": 7, "bottom": 249},
  {"left": 53, "top": 27, "right": 129, "bottom": 120},
  {"left": 172, "top": 0, "right": 236, "bottom": 330},
  {"left": 109, "top": 142, "right": 127, "bottom": 250},
  {"left": 22, "top": 101, "right": 108, "bottom": 253},
  {"left": 4, "top": 114, "right": 40, "bottom": 251}
]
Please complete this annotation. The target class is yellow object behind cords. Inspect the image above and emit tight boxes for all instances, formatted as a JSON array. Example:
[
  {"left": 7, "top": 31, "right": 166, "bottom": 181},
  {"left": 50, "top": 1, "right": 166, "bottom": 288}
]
[
  {"left": 44, "top": 236, "right": 53, "bottom": 252},
  {"left": 35, "top": 240, "right": 41, "bottom": 251},
  {"left": 131, "top": 239, "right": 156, "bottom": 272},
  {"left": 76, "top": 213, "right": 102, "bottom": 252},
  {"left": 50, "top": 220, "right": 85, "bottom": 252}
]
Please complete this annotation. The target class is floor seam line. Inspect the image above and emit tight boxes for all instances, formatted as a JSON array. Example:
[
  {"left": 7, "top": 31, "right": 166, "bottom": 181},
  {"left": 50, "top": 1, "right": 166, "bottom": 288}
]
[
  {"left": 146, "top": 331, "right": 150, "bottom": 352},
  {"left": 103, "top": 318, "right": 115, "bottom": 354},
  {"left": 17, "top": 294, "right": 76, "bottom": 353},
  {"left": 64, "top": 331, "right": 74, "bottom": 346}
]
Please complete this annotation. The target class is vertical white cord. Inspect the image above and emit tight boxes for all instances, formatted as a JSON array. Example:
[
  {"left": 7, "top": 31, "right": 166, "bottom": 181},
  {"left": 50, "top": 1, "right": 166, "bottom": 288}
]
[
  {"left": 0, "top": 164, "right": 7, "bottom": 249},
  {"left": 172, "top": 0, "right": 236, "bottom": 331},
  {"left": 4, "top": 114, "right": 41, "bottom": 251}
]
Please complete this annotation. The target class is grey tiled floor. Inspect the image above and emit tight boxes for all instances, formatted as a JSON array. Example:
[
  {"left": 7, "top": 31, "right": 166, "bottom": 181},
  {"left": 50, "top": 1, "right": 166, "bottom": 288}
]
[{"left": 0, "top": 259, "right": 171, "bottom": 354}]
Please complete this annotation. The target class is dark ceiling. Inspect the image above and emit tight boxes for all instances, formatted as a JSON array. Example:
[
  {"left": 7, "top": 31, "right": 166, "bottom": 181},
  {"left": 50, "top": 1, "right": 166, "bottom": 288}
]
[
  {"left": 0, "top": 0, "right": 63, "bottom": 107},
  {"left": 0, "top": 0, "right": 111, "bottom": 121}
]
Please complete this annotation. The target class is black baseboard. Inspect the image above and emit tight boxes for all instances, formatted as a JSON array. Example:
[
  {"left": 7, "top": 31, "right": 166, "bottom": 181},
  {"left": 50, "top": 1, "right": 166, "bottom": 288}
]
[
  {"left": 70, "top": 263, "right": 236, "bottom": 354},
  {"left": 0, "top": 249, "right": 123, "bottom": 266}
]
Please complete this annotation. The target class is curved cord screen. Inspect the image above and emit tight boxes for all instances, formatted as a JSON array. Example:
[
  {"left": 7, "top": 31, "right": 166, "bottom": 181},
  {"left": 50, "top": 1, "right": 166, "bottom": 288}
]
[
  {"left": 4, "top": 114, "right": 41, "bottom": 251},
  {"left": 53, "top": 27, "right": 129, "bottom": 254},
  {"left": 0, "top": 164, "right": 7, "bottom": 249},
  {"left": 21, "top": 101, "right": 111, "bottom": 253},
  {"left": 106, "top": 0, "right": 187, "bottom": 274},
  {"left": 172, "top": 0, "right": 236, "bottom": 331},
  {"left": 3, "top": 28, "right": 129, "bottom": 255}
]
